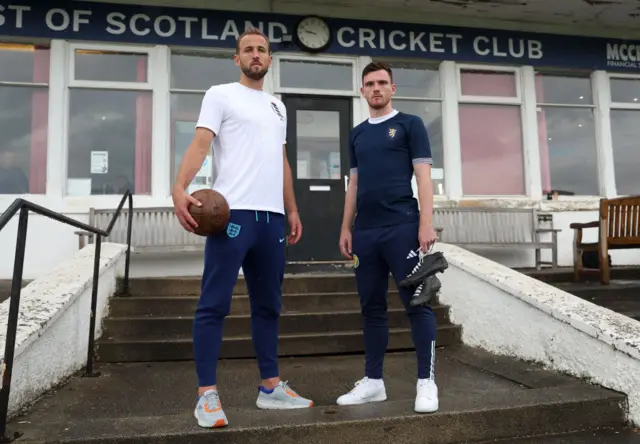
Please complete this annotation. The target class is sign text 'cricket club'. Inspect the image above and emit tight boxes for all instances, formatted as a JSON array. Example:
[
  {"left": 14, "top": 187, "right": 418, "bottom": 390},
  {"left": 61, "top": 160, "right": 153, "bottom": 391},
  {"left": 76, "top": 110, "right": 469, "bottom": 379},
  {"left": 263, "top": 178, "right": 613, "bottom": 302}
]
[{"left": 0, "top": 1, "right": 638, "bottom": 71}]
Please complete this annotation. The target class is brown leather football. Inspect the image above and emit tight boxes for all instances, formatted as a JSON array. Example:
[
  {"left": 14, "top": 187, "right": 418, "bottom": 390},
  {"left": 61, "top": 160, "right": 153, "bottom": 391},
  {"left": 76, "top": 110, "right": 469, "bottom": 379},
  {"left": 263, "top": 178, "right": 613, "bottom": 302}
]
[{"left": 188, "top": 189, "right": 230, "bottom": 236}]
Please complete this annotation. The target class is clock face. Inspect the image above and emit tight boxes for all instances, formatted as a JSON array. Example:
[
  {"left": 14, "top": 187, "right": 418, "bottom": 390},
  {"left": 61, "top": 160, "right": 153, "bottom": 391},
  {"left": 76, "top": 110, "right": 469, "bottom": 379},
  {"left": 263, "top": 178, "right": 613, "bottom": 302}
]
[{"left": 296, "top": 17, "right": 331, "bottom": 51}]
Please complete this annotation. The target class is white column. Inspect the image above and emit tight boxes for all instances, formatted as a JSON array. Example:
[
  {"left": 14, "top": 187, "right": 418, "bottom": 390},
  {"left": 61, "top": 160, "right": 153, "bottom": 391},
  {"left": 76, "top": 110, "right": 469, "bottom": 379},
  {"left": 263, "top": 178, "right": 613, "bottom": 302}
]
[
  {"left": 264, "top": 60, "right": 276, "bottom": 95},
  {"left": 45, "top": 39, "right": 69, "bottom": 199},
  {"left": 439, "top": 61, "right": 462, "bottom": 200},
  {"left": 356, "top": 56, "right": 372, "bottom": 124},
  {"left": 520, "top": 66, "right": 542, "bottom": 199},
  {"left": 592, "top": 70, "right": 617, "bottom": 197},
  {"left": 151, "top": 45, "right": 171, "bottom": 200}
]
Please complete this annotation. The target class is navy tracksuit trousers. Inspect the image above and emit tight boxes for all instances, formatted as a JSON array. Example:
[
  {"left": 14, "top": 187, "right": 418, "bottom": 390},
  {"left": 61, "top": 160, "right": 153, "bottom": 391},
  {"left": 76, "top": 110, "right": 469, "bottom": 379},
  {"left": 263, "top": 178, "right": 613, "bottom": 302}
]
[
  {"left": 352, "top": 220, "right": 437, "bottom": 380},
  {"left": 193, "top": 209, "right": 286, "bottom": 387}
]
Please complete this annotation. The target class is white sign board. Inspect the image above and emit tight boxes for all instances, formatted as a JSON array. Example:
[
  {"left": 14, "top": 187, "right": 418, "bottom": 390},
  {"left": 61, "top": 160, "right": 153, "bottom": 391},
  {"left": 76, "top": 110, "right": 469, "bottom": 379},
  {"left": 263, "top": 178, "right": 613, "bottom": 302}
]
[{"left": 90, "top": 151, "right": 108, "bottom": 174}]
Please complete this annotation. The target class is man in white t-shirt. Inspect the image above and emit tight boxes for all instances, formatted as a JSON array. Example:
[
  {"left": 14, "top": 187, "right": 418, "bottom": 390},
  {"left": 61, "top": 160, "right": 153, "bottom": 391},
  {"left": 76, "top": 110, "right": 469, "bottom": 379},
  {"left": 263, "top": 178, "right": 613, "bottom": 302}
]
[{"left": 171, "top": 28, "right": 313, "bottom": 429}]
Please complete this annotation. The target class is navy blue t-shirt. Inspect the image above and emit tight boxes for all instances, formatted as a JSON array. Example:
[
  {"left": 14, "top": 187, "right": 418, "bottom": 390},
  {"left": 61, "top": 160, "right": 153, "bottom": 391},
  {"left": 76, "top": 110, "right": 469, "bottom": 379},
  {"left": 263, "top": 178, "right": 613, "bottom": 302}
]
[{"left": 349, "top": 110, "right": 432, "bottom": 230}]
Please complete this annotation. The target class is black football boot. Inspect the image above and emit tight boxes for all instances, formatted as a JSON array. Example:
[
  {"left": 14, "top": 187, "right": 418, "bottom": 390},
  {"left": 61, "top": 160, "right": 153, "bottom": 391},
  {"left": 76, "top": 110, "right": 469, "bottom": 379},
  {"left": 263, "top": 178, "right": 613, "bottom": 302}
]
[
  {"left": 399, "top": 251, "right": 448, "bottom": 288},
  {"left": 409, "top": 274, "right": 441, "bottom": 307}
]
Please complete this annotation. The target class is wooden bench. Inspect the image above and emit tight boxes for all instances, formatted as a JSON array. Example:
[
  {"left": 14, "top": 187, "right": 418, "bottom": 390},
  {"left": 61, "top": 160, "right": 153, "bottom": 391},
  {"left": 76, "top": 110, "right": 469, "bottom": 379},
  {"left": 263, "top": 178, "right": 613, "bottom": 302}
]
[
  {"left": 570, "top": 195, "right": 640, "bottom": 285},
  {"left": 433, "top": 207, "right": 560, "bottom": 270},
  {"left": 76, "top": 207, "right": 206, "bottom": 253}
]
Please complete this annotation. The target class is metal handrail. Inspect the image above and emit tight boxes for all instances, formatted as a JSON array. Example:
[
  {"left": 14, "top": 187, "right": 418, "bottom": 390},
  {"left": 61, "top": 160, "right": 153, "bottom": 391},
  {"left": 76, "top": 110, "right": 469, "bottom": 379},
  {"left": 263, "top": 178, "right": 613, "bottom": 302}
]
[{"left": 0, "top": 191, "right": 133, "bottom": 442}]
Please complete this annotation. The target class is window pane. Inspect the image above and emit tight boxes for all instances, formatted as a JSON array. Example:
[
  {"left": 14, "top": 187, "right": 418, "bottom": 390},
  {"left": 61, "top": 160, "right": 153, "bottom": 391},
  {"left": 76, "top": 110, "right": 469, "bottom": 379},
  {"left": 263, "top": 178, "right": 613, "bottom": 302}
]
[
  {"left": 170, "top": 92, "right": 215, "bottom": 192},
  {"left": 74, "top": 50, "right": 147, "bottom": 82},
  {"left": 538, "top": 107, "right": 598, "bottom": 196},
  {"left": 171, "top": 52, "right": 237, "bottom": 90},
  {"left": 611, "top": 110, "right": 640, "bottom": 195},
  {"left": 460, "top": 69, "right": 517, "bottom": 97},
  {"left": 67, "top": 89, "right": 152, "bottom": 195},
  {"left": 0, "top": 86, "right": 48, "bottom": 194},
  {"left": 391, "top": 63, "right": 440, "bottom": 98},
  {"left": 459, "top": 104, "right": 524, "bottom": 195},
  {"left": 0, "top": 43, "right": 50, "bottom": 83},
  {"left": 535, "top": 73, "right": 593, "bottom": 105},
  {"left": 280, "top": 60, "right": 352, "bottom": 90},
  {"left": 296, "top": 110, "right": 340, "bottom": 180},
  {"left": 393, "top": 100, "right": 444, "bottom": 195},
  {"left": 610, "top": 78, "right": 640, "bottom": 104}
]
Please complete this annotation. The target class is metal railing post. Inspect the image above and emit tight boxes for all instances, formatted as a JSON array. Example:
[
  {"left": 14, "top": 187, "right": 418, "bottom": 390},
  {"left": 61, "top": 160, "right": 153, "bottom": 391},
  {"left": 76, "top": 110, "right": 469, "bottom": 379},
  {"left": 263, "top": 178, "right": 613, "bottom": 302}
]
[
  {"left": 123, "top": 194, "right": 133, "bottom": 295},
  {"left": 0, "top": 190, "right": 133, "bottom": 438},
  {"left": 85, "top": 235, "right": 102, "bottom": 378},
  {"left": 0, "top": 207, "right": 29, "bottom": 443}
]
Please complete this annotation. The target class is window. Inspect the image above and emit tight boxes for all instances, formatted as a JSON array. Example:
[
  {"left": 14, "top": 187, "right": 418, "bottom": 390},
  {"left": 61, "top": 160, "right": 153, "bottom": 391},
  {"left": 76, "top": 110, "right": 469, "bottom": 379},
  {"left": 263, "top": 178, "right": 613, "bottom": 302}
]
[
  {"left": 0, "top": 42, "right": 49, "bottom": 195},
  {"left": 457, "top": 67, "right": 525, "bottom": 196},
  {"left": 66, "top": 46, "right": 153, "bottom": 196},
  {"left": 387, "top": 62, "right": 444, "bottom": 195},
  {"left": 609, "top": 77, "right": 640, "bottom": 196},
  {"left": 169, "top": 50, "right": 237, "bottom": 192},
  {"left": 277, "top": 58, "right": 355, "bottom": 93},
  {"left": 535, "top": 72, "right": 598, "bottom": 196}
]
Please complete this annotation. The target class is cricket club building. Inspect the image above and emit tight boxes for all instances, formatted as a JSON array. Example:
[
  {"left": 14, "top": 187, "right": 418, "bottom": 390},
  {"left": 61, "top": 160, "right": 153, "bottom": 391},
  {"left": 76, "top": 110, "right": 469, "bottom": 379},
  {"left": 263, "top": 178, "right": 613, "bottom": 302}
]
[{"left": 0, "top": 0, "right": 639, "bottom": 279}]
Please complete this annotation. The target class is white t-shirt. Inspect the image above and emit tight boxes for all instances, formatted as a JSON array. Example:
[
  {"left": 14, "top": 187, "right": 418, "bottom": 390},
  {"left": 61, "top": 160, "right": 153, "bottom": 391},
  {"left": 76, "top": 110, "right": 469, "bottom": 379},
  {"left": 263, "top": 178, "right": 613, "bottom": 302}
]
[{"left": 195, "top": 82, "right": 287, "bottom": 215}]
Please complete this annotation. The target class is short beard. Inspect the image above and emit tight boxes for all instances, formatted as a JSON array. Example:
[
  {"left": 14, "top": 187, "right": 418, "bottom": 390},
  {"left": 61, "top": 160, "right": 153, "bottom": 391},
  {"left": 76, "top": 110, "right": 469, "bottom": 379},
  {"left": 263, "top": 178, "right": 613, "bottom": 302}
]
[
  {"left": 367, "top": 97, "right": 390, "bottom": 110},
  {"left": 242, "top": 65, "right": 268, "bottom": 80}
]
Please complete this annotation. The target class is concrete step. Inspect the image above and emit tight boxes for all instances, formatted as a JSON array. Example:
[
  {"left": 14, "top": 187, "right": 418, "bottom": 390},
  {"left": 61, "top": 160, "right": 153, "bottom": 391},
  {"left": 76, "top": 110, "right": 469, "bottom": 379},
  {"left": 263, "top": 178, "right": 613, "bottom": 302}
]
[
  {"left": 107, "top": 291, "right": 416, "bottom": 317},
  {"left": 553, "top": 280, "right": 640, "bottom": 301},
  {"left": 102, "top": 306, "right": 451, "bottom": 340},
  {"left": 121, "top": 274, "right": 397, "bottom": 296},
  {"left": 11, "top": 347, "right": 626, "bottom": 444},
  {"left": 522, "top": 266, "right": 640, "bottom": 283},
  {"left": 482, "top": 428, "right": 640, "bottom": 443},
  {"left": 96, "top": 326, "right": 462, "bottom": 362},
  {"left": 549, "top": 281, "right": 640, "bottom": 321}
]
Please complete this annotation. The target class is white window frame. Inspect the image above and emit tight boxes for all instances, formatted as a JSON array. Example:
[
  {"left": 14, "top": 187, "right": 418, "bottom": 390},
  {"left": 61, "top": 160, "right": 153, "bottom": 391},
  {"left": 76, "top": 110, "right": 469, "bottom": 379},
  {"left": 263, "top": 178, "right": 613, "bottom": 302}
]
[
  {"left": 456, "top": 64, "right": 522, "bottom": 105},
  {"left": 533, "top": 70, "right": 601, "bottom": 201},
  {"left": 62, "top": 41, "right": 160, "bottom": 204},
  {"left": 378, "top": 59, "right": 446, "bottom": 198},
  {"left": 274, "top": 53, "right": 359, "bottom": 97},
  {"left": 608, "top": 73, "right": 640, "bottom": 109},
  {"left": 454, "top": 63, "right": 528, "bottom": 199},
  {"left": 167, "top": 47, "right": 237, "bottom": 192},
  {"left": 0, "top": 40, "right": 51, "bottom": 205},
  {"left": 605, "top": 72, "right": 640, "bottom": 197},
  {"left": 168, "top": 47, "right": 236, "bottom": 94},
  {"left": 67, "top": 42, "right": 155, "bottom": 90}
]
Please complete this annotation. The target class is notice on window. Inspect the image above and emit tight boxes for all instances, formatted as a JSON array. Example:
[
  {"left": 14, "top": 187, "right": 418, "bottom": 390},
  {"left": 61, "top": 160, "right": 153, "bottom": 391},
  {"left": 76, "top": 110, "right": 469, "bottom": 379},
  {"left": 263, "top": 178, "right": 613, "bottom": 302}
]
[
  {"left": 91, "top": 151, "right": 108, "bottom": 174},
  {"left": 431, "top": 168, "right": 444, "bottom": 180}
]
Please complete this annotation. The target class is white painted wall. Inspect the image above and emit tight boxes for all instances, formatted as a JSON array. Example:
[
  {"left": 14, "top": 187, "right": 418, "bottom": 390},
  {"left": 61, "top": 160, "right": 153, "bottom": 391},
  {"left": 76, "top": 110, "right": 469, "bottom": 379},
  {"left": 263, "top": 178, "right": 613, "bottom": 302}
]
[
  {"left": 0, "top": 242, "right": 126, "bottom": 417},
  {"left": 435, "top": 242, "right": 640, "bottom": 426}
]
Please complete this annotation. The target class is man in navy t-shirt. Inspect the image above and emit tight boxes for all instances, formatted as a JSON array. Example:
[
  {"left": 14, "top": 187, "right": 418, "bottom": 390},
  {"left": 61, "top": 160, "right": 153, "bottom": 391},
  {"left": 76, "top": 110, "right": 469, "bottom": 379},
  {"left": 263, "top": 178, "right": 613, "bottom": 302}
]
[{"left": 337, "top": 61, "right": 439, "bottom": 414}]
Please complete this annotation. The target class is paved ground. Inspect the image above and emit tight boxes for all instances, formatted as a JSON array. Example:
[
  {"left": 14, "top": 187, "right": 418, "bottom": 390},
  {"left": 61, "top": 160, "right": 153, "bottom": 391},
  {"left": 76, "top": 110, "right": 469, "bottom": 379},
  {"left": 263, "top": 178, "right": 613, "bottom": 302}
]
[
  {"left": 8, "top": 345, "right": 626, "bottom": 443},
  {"left": 487, "top": 428, "right": 640, "bottom": 443}
]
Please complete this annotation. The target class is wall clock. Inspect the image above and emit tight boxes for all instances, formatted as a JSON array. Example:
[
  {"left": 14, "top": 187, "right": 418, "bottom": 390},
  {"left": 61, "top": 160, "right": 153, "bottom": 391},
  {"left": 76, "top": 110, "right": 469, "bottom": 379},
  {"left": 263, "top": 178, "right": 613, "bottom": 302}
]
[{"left": 294, "top": 16, "right": 332, "bottom": 53}]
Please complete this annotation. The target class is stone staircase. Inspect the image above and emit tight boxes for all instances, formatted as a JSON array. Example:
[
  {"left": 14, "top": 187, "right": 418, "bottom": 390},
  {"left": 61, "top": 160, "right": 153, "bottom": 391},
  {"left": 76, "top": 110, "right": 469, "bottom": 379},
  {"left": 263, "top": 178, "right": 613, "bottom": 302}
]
[
  {"left": 7, "top": 273, "right": 637, "bottom": 443},
  {"left": 96, "top": 274, "right": 460, "bottom": 362}
]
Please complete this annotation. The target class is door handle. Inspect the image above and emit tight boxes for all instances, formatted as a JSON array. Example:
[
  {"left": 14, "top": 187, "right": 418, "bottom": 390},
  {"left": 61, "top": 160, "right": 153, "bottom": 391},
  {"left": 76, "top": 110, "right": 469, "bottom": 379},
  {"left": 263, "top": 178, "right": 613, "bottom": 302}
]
[{"left": 344, "top": 175, "right": 349, "bottom": 192}]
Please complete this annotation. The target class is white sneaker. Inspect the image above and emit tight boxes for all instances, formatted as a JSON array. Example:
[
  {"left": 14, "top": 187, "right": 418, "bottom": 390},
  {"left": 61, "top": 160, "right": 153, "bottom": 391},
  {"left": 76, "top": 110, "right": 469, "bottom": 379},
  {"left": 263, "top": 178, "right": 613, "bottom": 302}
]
[
  {"left": 415, "top": 379, "right": 438, "bottom": 413},
  {"left": 336, "top": 377, "right": 387, "bottom": 406}
]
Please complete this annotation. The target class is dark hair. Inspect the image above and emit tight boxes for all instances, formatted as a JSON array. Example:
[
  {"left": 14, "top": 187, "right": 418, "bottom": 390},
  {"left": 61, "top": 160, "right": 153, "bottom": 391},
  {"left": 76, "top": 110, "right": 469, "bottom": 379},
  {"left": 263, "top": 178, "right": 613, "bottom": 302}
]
[
  {"left": 362, "top": 61, "right": 393, "bottom": 83},
  {"left": 236, "top": 27, "right": 270, "bottom": 54}
]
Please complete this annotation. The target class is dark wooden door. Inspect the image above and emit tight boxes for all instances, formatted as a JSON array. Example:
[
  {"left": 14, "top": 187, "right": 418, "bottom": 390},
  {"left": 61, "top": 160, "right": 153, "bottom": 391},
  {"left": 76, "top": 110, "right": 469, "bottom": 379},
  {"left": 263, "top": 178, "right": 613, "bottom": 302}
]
[{"left": 282, "top": 95, "right": 352, "bottom": 262}]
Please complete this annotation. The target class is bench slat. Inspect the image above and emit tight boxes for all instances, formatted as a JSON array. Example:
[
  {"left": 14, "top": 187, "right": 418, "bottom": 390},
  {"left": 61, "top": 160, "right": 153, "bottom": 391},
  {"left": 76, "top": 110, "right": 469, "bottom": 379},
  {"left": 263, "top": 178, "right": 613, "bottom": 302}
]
[{"left": 77, "top": 206, "right": 559, "bottom": 270}]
